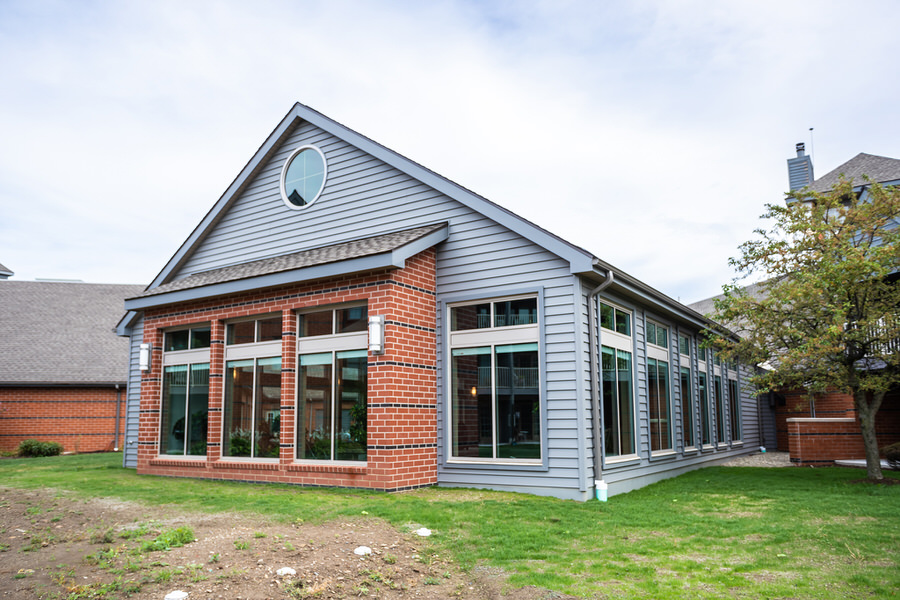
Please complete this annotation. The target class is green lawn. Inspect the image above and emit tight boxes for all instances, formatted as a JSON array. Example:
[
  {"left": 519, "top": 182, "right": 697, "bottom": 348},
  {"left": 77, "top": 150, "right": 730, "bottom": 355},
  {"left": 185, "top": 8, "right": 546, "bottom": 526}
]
[{"left": 1, "top": 453, "right": 898, "bottom": 598}]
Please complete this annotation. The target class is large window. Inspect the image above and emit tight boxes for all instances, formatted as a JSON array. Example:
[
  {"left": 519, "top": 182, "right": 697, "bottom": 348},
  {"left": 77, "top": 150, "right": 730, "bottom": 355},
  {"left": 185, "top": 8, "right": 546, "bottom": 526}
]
[
  {"left": 714, "top": 374, "right": 725, "bottom": 445},
  {"left": 698, "top": 371, "right": 711, "bottom": 446},
  {"left": 223, "top": 316, "right": 283, "bottom": 459},
  {"left": 646, "top": 320, "right": 671, "bottom": 452},
  {"left": 297, "top": 305, "right": 368, "bottom": 462},
  {"left": 599, "top": 301, "right": 635, "bottom": 459},
  {"left": 160, "top": 325, "right": 210, "bottom": 456},
  {"left": 678, "top": 334, "right": 695, "bottom": 450},
  {"left": 449, "top": 296, "right": 541, "bottom": 463},
  {"left": 728, "top": 376, "right": 742, "bottom": 443}
]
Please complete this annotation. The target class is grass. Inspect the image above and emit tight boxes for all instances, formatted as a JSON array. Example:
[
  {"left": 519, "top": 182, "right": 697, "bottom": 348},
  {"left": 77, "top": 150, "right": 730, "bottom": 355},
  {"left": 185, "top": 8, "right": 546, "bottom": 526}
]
[{"left": 1, "top": 453, "right": 898, "bottom": 598}]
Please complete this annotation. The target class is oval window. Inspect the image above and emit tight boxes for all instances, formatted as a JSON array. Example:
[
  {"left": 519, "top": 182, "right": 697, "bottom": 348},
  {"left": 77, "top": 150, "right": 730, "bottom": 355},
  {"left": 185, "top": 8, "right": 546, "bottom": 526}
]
[{"left": 280, "top": 145, "right": 327, "bottom": 210}]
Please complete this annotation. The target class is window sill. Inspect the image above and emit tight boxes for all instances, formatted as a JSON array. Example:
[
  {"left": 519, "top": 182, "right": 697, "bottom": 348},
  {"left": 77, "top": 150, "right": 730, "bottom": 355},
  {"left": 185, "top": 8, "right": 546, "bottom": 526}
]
[
  {"left": 443, "top": 459, "right": 547, "bottom": 471},
  {"left": 650, "top": 450, "right": 677, "bottom": 460},
  {"left": 602, "top": 454, "right": 641, "bottom": 469},
  {"left": 288, "top": 462, "right": 367, "bottom": 474},
  {"left": 682, "top": 447, "right": 699, "bottom": 455}
]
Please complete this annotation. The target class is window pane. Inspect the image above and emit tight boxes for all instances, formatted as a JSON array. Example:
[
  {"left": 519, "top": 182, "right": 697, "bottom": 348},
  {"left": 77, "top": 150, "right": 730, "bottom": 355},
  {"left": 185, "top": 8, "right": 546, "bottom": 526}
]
[
  {"left": 699, "top": 372, "right": 710, "bottom": 445},
  {"left": 614, "top": 309, "right": 630, "bottom": 335},
  {"left": 714, "top": 375, "right": 724, "bottom": 444},
  {"left": 679, "top": 334, "right": 690, "bottom": 356},
  {"left": 494, "top": 298, "right": 537, "bottom": 327},
  {"left": 600, "top": 303, "right": 614, "bottom": 331},
  {"left": 602, "top": 346, "right": 634, "bottom": 456},
  {"left": 335, "top": 353, "right": 367, "bottom": 461},
  {"left": 698, "top": 347, "right": 707, "bottom": 362},
  {"left": 646, "top": 322, "right": 656, "bottom": 346},
  {"left": 226, "top": 322, "right": 255, "bottom": 346},
  {"left": 729, "top": 379, "right": 742, "bottom": 442},
  {"left": 299, "top": 310, "right": 333, "bottom": 337},
  {"left": 657, "top": 326, "right": 668, "bottom": 349},
  {"left": 648, "top": 359, "right": 671, "bottom": 451},
  {"left": 680, "top": 366, "right": 694, "bottom": 448},
  {"left": 495, "top": 344, "right": 540, "bottom": 460},
  {"left": 451, "top": 347, "right": 491, "bottom": 457},
  {"left": 337, "top": 306, "right": 368, "bottom": 334},
  {"left": 450, "top": 303, "right": 491, "bottom": 331},
  {"left": 256, "top": 317, "right": 282, "bottom": 342},
  {"left": 253, "top": 357, "right": 281, "bottom": 458},
  {"left": 185, "top": 364, "right": 209, "bottom": 455},
  {"left": 298, "top": 355, "right": 333, "bottom": 460},
  {"left": 160, "top": 365, "right": 187, "bottom": 454},
  {"left": 224, "top": 359, "right": 254, "bottom": 456},
  {"left": 190, "top": 327, "right": 211, "bottom": 349},
  {"left": 165, "top": 330, "right": 189, "bottom": 352}
]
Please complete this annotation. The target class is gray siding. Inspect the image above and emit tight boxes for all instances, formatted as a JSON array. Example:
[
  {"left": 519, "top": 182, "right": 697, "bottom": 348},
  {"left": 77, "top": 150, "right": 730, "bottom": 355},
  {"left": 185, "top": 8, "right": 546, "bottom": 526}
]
[
  {"left": 171, "top": 119, "right": 589, "bottom": 498},
  {"left": 122, "top": 318, "right": 143, "bottom": 469}
]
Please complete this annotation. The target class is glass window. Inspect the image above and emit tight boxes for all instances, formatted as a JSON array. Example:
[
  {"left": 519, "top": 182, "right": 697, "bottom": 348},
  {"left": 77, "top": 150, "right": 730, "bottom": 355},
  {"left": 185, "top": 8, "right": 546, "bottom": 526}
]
[
  {"left": 714, "top": 375, "right": 725, "bottom": 444},
  {"left": 450, "top": 298, "right": 537, "bottom": 331},
  {"left": 450, "top": 344, "right": 541, "bottom": 460},
  {"left": 226, "top": 317, "right": 282, "bottom": 345},
  {"left": 599, "top": 302, "right": 631, "bottom": 336},
  {"left": 281, "top": 146, "right": 326, "bottom": 209},
  {"left": 160, "top": 364, "right": 209, "bottom": 456},
  {"left": 297, "top": 350, "right": 367, "bottom": 461},
  {"left": 680, "top": 366, "right": 695, "bottom": 448},
  {"left": 678, "top": 334, "right": 691, "bottom": 356},
  {"left": 602, "top": 346, "right": 635, "bottom": 457},
  {"left": 165, "top": 326, "right": 210, "bottom": 352},
  {"left": 223, "top": 357, "right": 281, "bottom": 459},
  {"left": 299, "top": 306, "right": 368, "bottom": 337},
  {"left": 699, "top": 371, "right": 711, "bottom": 446},
  {"left": 728, "top": 378, "right": 742, "bottom": 442},
  {"left": 697, "top": 347, "right": 707, "bottom": 362},
  {"left": 647, "top": 358, "right": 671, "bottom": 452},
  {"left": 647, "top": 321, "right": 668, "bottom": 348}
]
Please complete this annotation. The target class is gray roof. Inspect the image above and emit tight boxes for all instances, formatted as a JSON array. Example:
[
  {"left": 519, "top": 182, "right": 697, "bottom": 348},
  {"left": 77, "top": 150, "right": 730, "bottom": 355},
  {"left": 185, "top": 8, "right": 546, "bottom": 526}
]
[
  {"left": 809, "top": 153, "right": 900, "bottom": 193},
  {"left": 132, "top": 223, "right": 447, "bottom": 300},
  {"left": 0, "top": 281, "right": 144, "bottom": 385},
  {"left": 0, "top": 262, "right": 12, "bottom": 278}
]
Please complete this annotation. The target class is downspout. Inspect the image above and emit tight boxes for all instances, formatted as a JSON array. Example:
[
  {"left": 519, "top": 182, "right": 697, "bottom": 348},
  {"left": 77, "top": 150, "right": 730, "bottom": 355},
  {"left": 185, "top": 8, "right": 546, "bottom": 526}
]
[
  {"left": 588, "top": 270, "right": 614, "bottom": 501},
  {"left": 114, "top": 384, "right": 122, "bottom": 452}
]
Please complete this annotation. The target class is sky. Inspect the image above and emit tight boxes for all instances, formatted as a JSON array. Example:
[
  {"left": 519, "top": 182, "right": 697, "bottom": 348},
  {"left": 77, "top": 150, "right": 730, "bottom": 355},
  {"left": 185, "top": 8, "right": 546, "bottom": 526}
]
[{"left": 1, "top": 0, "right": 898, "bottom": 303}]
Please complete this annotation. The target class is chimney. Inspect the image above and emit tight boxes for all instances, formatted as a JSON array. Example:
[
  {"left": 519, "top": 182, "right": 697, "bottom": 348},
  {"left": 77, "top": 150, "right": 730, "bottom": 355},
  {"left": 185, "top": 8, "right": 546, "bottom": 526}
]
[{"left": 787, "top": 142, "right": 814, "bottom": 191}]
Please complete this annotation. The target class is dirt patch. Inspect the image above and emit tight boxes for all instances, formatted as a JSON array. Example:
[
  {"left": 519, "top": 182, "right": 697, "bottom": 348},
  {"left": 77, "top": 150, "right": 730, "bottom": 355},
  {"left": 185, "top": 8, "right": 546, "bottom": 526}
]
[{"left": 0, "top": 487, "right": 573, "bottom": 600}]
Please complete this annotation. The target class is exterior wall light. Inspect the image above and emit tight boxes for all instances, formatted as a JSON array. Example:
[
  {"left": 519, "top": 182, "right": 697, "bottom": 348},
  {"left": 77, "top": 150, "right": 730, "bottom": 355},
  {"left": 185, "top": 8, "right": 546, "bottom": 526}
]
[
  {"left": 368, "top": 315, "right": 385, "bottom": 355},
  {"left": 139, "top": 343, "right": 152, "bottom": 372}
]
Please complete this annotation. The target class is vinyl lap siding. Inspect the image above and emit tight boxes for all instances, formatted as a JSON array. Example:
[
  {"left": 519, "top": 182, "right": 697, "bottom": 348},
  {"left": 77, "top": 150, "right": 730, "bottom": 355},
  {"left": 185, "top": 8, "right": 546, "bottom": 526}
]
[
  {"left": 122, "top": 317, "right": 143, "bottom": 468},
  {"left": 171, "top": 119, "right": 589, "bottom": 499}
]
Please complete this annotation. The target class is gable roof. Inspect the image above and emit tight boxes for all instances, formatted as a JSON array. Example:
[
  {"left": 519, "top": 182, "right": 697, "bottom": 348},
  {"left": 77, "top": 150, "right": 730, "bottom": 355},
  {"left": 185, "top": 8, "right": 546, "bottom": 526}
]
[
  {"left": 809, "top": 153, "right": 900, "bottom": 193},
  {"left": 0, "top": 262, "right": 12, "bottom": 278},
  {"left": 147, "top": 103, "right": 596, "bottom": 294},
  {"left": 1, "top": 281, "right": 144, "bottom": 385},
  {"left": 125, "top": 223, "right": 448, "bottom": 310}
]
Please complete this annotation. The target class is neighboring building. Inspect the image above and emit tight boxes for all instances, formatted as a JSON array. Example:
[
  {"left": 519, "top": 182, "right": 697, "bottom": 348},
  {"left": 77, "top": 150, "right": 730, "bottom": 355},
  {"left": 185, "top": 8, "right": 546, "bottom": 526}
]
[
  {"left": 117, "top": 102, "right": 762, "bottom": 500},
  {"left": 693, "top": 146, "right": 900, "bottom": 466},
  {"left": 0, "top": 278, "right": 145, "bottom": 453}
]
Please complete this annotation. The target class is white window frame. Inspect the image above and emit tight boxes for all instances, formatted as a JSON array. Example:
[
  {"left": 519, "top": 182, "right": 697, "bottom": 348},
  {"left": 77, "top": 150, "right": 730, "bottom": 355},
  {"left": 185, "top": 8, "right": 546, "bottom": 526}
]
[
  {"left": 447, "top": 294, "right": 542, "bottom": 465},
  {"left": 159, "top": 324, "right": 211, "bottom": 459},
  {"left": 599, "top": 300, "right": 638, "bottom": 464}
]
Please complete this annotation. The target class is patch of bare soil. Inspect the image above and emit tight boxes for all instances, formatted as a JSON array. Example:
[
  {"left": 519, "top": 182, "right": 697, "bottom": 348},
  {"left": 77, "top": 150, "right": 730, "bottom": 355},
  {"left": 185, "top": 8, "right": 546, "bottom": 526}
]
[{"left": 0, "top": 487, "right": 572, "bottom": 600}]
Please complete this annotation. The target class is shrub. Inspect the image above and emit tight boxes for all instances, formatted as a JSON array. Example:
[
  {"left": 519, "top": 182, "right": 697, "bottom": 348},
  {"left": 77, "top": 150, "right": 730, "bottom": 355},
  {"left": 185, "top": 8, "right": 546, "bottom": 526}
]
[
  {"left": 17, "top": 439, "right": 63, "bottom": 458},
  {"left": 883, "top": 441, "right": 900, "bottom": 470}
]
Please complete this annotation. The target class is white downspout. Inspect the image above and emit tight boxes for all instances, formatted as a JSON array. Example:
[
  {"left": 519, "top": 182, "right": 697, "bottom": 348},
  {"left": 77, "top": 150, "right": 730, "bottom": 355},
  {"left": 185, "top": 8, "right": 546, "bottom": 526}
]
[{"left": 587, "top": 271, "right": 615, "bottom": 501}]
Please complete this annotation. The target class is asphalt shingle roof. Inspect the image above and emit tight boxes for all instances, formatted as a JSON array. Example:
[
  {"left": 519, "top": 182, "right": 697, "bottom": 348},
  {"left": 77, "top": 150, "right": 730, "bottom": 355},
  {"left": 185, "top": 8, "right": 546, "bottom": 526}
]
[
  {"left": 809, "top": 153, "right": 900, "bottom": 193},
  {"left": 134, "top": 223, "right": 447, "bottom": 299},
  {"left": 0, "top": 281, "right": 144, "bottom": 384}
]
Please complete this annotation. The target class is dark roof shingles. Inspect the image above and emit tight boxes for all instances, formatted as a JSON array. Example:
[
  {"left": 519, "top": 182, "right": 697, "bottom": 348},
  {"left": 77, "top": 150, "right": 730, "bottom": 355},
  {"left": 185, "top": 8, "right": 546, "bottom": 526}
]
[{"left": 809, "top": 153, "right": 900, "bottom": 193}]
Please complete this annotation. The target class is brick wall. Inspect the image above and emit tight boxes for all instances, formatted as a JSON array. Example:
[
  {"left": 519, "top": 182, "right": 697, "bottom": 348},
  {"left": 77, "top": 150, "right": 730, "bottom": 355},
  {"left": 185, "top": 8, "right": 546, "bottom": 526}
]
[
  {"left": 0, "top": 386, "right": 126, "bottom": 453},
  {"left": 784, "top": 388, "right": 900, "bottom": 466},
  {"left": 136, "top": 249, "right": 438, "bottom": 492}
]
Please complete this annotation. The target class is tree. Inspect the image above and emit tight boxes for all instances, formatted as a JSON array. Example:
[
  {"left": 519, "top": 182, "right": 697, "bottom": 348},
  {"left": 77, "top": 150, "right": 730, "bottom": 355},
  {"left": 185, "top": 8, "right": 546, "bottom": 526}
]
[{"left": 710, "top": 177, "right": 900, "bottom": 481}]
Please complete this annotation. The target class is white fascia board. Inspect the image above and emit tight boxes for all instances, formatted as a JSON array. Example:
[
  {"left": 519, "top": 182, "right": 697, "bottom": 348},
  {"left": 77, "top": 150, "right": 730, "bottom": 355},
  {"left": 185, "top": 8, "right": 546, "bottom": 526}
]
[{"left": 125, "top": 252, "right": 400, "bottom": 311}]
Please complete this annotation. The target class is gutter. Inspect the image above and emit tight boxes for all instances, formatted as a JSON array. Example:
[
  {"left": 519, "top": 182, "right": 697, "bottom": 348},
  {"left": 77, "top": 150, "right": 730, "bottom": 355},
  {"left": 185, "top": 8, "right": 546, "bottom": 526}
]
[{"left": 587, "top": 270, "right": 615, "bottom": 501}]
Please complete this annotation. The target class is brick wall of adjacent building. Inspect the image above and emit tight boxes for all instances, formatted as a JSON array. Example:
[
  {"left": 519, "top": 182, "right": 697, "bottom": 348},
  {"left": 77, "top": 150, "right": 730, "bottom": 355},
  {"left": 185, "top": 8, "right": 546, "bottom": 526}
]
[
  {"left": 136, "top": 249, "right": 438, "bottom": 492},
  {"left": 0, "top": 387, "right": 127, "bottom": 453},
  {"left": 781, "top": 388, "right": 900, "bottom": 466}
]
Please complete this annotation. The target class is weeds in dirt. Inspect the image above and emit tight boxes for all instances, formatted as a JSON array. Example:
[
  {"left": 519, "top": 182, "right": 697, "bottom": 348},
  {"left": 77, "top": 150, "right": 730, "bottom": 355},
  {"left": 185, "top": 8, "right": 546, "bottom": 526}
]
[
  {"left": 139, "top": 526, "right": 194, "bottom": 552},
  {"left": 233, "top": 539, "right": 250, "bottom": 550}
]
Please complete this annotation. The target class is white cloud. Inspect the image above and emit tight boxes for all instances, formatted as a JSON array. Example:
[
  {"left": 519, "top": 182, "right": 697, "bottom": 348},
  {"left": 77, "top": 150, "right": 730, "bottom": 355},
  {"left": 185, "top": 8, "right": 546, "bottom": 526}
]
[{"left": 1, "top": 0, "right": 898, "bottom": 302}]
